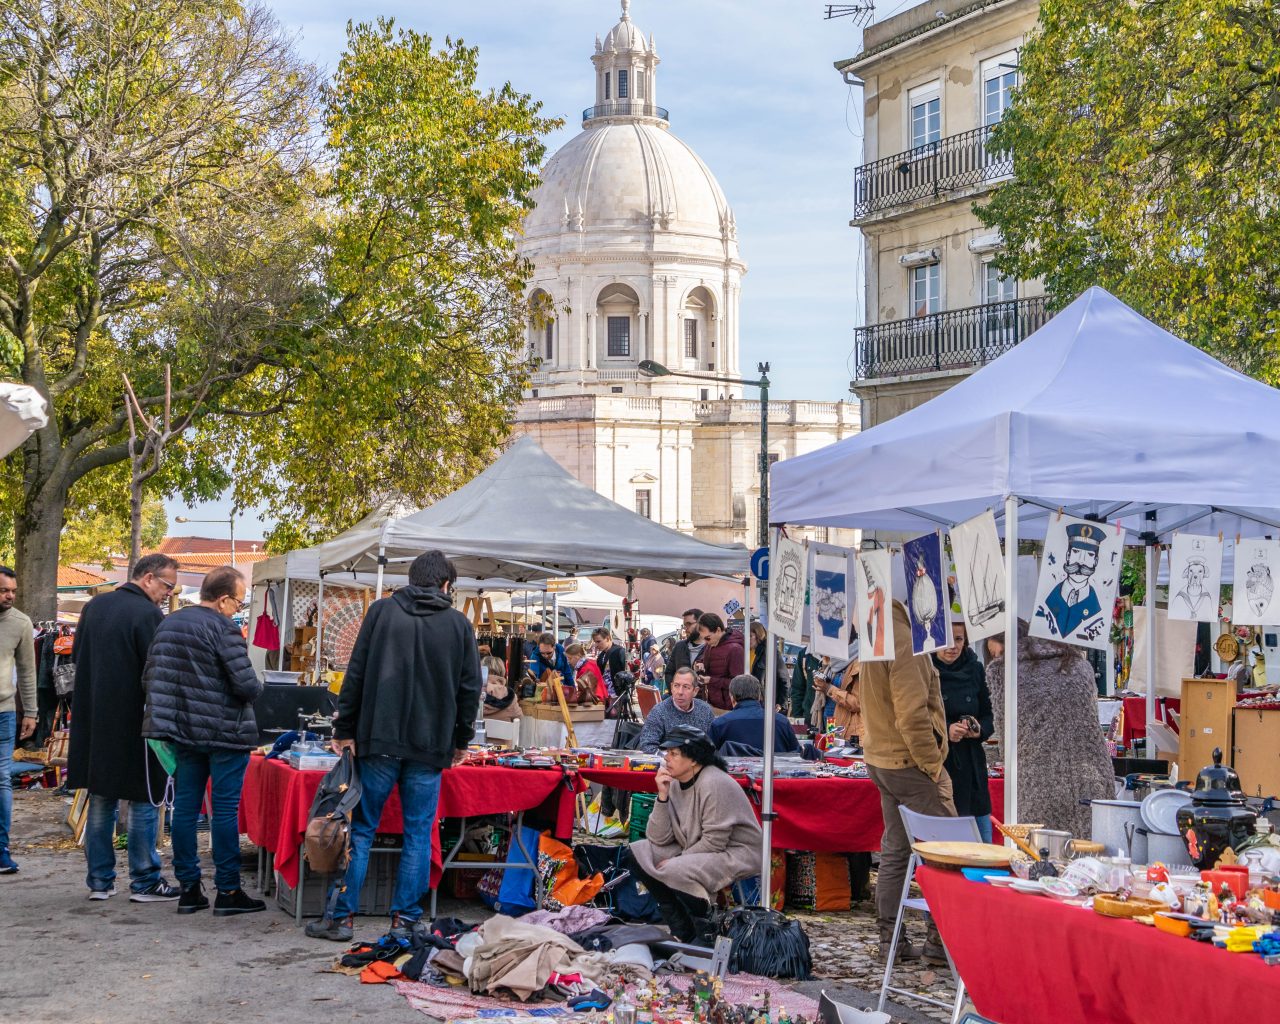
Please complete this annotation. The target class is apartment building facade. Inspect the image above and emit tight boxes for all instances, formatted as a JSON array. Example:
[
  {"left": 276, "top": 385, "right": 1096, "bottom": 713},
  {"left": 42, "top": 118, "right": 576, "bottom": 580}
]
[{"left": 837, "top": 0, "right": 1048, "bottom": 428}]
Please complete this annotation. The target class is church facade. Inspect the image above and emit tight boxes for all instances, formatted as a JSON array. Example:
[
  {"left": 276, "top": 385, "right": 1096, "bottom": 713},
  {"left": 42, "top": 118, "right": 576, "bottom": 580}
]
[{"left": 514, "top": 2, "right": 858, "bottom": 546}]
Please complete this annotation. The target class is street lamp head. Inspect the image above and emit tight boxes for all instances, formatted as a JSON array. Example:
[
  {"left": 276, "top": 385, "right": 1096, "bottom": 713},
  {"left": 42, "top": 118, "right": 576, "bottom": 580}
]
[
  {"left": 175, "top": 516, "right": 190, "bottom": 524},
  {"left": 638, "top": 359, "right": 671, "bottom": 377}
]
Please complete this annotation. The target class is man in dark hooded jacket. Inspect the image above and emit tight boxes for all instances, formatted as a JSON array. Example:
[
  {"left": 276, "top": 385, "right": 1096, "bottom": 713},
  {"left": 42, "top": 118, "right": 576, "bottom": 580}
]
[{"left": 307, "top": 549, "right": 482, "bottom": 942}]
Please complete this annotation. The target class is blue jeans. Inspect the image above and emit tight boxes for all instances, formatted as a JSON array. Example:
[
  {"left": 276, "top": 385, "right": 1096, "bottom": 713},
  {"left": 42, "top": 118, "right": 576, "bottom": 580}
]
[
  {"left": 84, "top": 796, "right": 162, "bottom": 893},
  {"left": 975, "top": 814, "right": 993, "bottom": 844},
  {"left": 337, "top": 756, "right": 441, "bottom": 922},
  {"left": 0, "top": 711, "right": 13, "bottom": 852},
  {"left": 172, "top": 745, "right": 249, "bottom": 892}
]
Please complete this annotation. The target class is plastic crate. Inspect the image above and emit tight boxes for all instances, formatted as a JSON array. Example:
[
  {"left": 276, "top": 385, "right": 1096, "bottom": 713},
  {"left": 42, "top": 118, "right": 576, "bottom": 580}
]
[
  {"left": 628, "top": 792, "right": 657, "bottom": 842},
  {"left": 274, "top": 848, "right": 401, "bottom": 918}
]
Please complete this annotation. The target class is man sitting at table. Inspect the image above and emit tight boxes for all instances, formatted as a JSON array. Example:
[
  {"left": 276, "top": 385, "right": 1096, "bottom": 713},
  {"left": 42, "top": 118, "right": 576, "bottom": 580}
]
[
  {"left": 306, "top": 550, "right": 482, "bottom": 943},
  {"left": 525, "top": 632, "right": 575, "bottom": 691},
  {"left": 628, "top": 725, "right": 762, "bottom": 942},
  {"left": 708, "top": 674, "right": 799, "bottom": 755},
  {"left": 635, "top": 667, "right": 714, "bottom": 753}
]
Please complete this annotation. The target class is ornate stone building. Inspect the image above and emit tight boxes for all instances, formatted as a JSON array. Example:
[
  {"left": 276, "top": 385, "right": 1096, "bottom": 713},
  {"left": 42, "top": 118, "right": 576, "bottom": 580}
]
[{"left": 515, "top": 1, "right": 858, "bottom": 547}]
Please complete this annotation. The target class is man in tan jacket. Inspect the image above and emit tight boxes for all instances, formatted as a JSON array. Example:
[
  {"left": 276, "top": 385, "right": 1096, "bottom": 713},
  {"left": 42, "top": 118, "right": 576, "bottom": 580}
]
[{"left": 861, "top": 599, "right": 955, "bottom": 964}]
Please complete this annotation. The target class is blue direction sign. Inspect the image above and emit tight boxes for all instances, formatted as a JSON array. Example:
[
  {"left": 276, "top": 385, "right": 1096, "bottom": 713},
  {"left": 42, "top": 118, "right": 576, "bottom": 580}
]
[{"left": 750, "top": 546, "right": 770, "bottom": 581}]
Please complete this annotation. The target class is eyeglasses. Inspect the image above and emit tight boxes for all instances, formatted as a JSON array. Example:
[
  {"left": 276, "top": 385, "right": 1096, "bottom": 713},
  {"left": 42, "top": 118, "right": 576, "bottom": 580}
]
[{"left": 156, "top": 578, "right": 177, "bottom": 593}]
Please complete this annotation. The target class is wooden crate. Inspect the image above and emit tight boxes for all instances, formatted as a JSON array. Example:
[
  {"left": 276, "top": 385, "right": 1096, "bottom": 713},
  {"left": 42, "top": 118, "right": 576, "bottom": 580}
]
[
  {"left": 519, "top": 700, "right": 605, "bottom": 723},
  {"left": 1179, "top": 676, "right": 1235, "bottom": 782},
  {"left": 1232, "top": 707, "right": 1280, "bottom": 799}
]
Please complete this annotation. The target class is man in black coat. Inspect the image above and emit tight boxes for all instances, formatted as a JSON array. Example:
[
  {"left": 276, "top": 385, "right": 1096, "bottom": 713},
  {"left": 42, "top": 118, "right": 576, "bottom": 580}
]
[
  {"left": 69, "top": 554, "right": 180, "bottom": 902},
  {"left": 661, "top": 607, "right": 703, "bottom": 693},
  {"left": 307, "top": 550, "right": 482, "bottom": 943},
  {"left": 142, "top": 565, "right": 264, "bottom": 917}
]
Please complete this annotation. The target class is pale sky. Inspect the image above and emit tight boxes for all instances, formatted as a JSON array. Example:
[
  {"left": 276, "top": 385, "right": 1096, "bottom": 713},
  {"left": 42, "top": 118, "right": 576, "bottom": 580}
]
[{"left": 170, "top": 0, "right": 882, "bottom": 539}]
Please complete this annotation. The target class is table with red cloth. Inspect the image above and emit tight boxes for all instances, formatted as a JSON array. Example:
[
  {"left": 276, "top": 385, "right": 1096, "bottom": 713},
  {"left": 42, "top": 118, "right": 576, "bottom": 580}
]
[
  {"left": 1120, "top": 695, "right": 1181, "bottom": 745},
  {"left": 919, "top": 865, "right": 1280, "bottom": 1024},
  {"left": 239, "top": 754, "right": 578, "bottom": 893},
  {"left": 579, "top": 767, "right": 1005, "bottom": 852}
]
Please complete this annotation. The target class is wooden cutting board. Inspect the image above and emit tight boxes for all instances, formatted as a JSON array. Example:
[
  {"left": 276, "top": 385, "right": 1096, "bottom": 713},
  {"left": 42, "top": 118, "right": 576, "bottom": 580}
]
[{"left": 912, "top": 841, "right": 1015, "bottom": 867}]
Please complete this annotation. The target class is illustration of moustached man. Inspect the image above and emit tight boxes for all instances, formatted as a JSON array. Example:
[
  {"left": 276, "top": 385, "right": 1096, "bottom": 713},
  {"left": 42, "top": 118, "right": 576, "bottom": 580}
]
[{"left": 1045, "top": 523, "right": 1104, "bottom": 637}]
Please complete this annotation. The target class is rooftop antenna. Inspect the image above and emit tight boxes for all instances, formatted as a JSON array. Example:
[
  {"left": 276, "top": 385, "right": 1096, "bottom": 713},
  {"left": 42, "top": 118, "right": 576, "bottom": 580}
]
[{"left": 824, "top": 4, "right": 876, "bottom": 27}]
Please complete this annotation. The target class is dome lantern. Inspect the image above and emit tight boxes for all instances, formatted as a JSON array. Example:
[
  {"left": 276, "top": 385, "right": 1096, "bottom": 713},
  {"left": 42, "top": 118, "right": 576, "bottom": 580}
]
[{"left": 586, "top": 0, "right": 665, "bottom": 126}]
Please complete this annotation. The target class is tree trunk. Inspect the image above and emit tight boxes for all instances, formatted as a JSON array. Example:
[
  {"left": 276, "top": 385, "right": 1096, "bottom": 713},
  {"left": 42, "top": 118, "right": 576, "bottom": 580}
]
[
  {"left": 14, "top": 480, "right": 68, "bottom": 624},
  {"left": 128, "top": 461, "right": 144, "bottom": 576}
]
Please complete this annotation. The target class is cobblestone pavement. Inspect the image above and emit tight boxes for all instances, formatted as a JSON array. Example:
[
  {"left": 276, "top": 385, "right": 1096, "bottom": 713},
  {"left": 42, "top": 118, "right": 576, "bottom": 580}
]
[{"left": 1, "top": 788, "right": 962, "bottom": 1024}]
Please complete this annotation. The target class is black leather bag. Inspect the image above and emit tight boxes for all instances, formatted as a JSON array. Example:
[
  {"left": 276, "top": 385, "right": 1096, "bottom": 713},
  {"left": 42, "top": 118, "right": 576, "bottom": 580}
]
[{"left": 716, "top": 906, "right": 812, "bottom": 979}]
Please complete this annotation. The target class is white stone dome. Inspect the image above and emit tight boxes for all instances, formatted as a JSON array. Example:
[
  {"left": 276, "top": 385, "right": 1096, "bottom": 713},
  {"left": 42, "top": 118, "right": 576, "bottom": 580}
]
[
  {"left": 522, "top": 121, "right": 735, "bottom": 246},
  {"left": 602, "top": 0, "right": 650, "bottom": 54}
]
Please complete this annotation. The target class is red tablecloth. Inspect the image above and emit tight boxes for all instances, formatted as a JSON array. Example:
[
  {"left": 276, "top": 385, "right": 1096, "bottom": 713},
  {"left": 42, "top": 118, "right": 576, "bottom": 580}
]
[
  {"left": 580, "top": 767, "right": 1004, "bottom": 853},
  {"left": 240, "top": 755, "right": 577, "bottom": 889},
  {"left": 1120, "top": 696, "right": 1181, "bottom": 744},
  {"left": 918, "top": 865, "right": 1280, "bottom": 1024}
]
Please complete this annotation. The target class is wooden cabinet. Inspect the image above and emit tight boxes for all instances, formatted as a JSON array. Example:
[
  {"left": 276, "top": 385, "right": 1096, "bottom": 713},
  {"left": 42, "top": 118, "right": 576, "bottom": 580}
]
[
  {"left": 1233, "top": 707, "right": 1280, "bottom": 799},
  {"left": 1179, "top": 677, "right": 1235, "bottom": 782}
]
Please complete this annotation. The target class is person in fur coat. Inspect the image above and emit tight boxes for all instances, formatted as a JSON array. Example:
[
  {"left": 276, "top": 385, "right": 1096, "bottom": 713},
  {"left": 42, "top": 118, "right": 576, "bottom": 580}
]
[{"left": 986, "top": 620, "right": 1113, "bottom": 839}]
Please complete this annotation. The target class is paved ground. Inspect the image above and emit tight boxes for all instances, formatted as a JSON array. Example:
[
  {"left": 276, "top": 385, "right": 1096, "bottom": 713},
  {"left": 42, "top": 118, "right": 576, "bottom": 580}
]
[{"left": 0, "top": 789, "right": 955, "bottom": 1024}]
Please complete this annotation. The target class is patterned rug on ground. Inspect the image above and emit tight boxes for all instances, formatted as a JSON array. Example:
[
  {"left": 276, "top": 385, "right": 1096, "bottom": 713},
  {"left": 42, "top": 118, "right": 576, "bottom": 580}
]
[{"left": 395, "top": 973, "right": 818, "bottom": 1023}]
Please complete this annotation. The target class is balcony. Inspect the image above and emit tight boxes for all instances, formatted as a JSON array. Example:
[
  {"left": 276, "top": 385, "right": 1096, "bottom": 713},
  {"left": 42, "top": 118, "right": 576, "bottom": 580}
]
[
  {"left": 583, "top": 102, "right": 669, "bottom": 124},
  {"left": 853, "top": 124, "right": 1011, "bottom": 220},
  {"left": 854, "top": 296, "right": 1050, "bottom": 380}
]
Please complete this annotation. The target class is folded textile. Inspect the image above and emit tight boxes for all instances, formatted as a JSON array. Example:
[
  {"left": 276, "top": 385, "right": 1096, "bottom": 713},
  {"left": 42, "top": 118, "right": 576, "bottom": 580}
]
[
  {"left": 569, "top": 922, "right": 671, "bottom": 952},
  {"left": 468, "top": 915, "right": 584, "bottom": 1001},
  {"left": 521, "top": 905, "right": 611, "bottom": 935}
]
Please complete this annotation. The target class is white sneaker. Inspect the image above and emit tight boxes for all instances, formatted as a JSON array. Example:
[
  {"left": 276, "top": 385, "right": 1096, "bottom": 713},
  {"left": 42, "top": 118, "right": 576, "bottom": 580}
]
[{"left": 88, "top": 886, "right": 117, "bottom": 900}]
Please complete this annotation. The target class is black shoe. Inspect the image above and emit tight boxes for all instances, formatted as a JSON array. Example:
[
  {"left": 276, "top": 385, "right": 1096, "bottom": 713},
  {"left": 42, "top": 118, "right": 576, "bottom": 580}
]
[
  {"left": 305, "top": 915, "right": 355, "bottom": 942},
  {"left": 177, "top": 882, "right": 209, "bottom": 915},
  {"left": 214, "top": 888, "right": 266, "bottom": 916},
  {"left": 130, "top": 880, "right": 181, "bottom": 902}
]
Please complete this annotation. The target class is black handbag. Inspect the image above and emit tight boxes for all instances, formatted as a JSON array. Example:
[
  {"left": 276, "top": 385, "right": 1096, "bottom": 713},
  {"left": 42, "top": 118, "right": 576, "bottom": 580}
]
[{"left": 716, "top": 906, "right": 812, "bottom": 979}]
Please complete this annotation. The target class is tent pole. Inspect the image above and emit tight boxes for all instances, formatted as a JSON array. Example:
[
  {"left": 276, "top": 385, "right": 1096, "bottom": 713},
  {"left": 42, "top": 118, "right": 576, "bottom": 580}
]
[
  {"left": 374, "top": 548, "right": 385, "bottom": 600},
  {"left": 1145, "top": 542, "right": 1158, "bottom": 751},
  {"left": 315, "top": 574, "right": 325, "bottom": 687},
  {"left": 759, "top": 527, "right": 778, "bottom": 904},
  {"left": 278, "top": 578, "right": 290, "bottom": 671},
  {"left": 1003, "top": 495, "right": 1019, "bottom": 827},
  {"left": 743, "top": 576, "right": 752, "bottom": 673}
]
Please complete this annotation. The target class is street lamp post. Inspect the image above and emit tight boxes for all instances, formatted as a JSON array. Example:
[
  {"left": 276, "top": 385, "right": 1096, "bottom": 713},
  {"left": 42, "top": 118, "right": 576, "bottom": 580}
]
[
  {"left": 175, "top": 507, "right": 239, "bottom": 568},
  {"left": 637, "top": 359, "right": 771, "bottom": 547}
]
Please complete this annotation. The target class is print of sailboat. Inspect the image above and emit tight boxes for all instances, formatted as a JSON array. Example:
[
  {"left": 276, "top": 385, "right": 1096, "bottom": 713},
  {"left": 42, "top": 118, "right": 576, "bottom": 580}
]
[{"left": 965, "top": 543, "right": 1005, "bottom": 626}]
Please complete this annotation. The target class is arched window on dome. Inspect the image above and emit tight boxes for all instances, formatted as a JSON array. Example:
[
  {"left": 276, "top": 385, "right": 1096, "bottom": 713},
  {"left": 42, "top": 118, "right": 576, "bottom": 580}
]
[
  {"left": 596, "top": 283, "right": 639, "bottom": 364},
  {"left": 681, "top": 286, "right": 715, "bottom": 370},
  {"left": 527, "top": 289, "right": 554, "bottom": 365}
]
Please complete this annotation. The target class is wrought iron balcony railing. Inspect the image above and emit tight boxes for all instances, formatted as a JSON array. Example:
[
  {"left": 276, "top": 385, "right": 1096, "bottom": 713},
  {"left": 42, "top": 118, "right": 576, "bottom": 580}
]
[
  {"left": 854, "top": 296, "right": 1050, "bottom": 380},
  {"left": 583, "top": 102, "right": 669, "bottom": 123},
  {"left": 853, "top": 124, "right": 1011, "bottom": 220}
]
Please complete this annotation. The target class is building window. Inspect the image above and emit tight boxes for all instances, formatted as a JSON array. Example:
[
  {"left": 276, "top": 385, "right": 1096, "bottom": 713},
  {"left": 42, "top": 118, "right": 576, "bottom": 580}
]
[
  {"left": 981, "top": 54, "right": 1018, "bottom": 127},
  {"left": 636, "top": 70, "right": 645, "bottom": 100},
  {"left": 607, "top": 316, "right": 631, "bottom": 357},
  {"left": 635, "top": 489, "right": 651, "bottom": 519},
  {"left": 909, "top": 263, "right": 940, "bottom": 317},
  {"left": 767, "top": 453, "right": 781, "bottom": 466},
  {"left": 700, "top": 388, "right": 709, "bottom": 401},
  {"left": 543, "top": 321, "right": 553, "bottom": 361},
  {"left": 983, "top": 262, "right": 1016, "bottom": 304},
  {"left": 684, "top": 319, "right": 698, "bottom": 359},
  {"left": 617, "top": 69, "right": 629, "bottom": 99},
  {"left": 908, "top": 82, "right": 941, "bottom": 149},
  {"left": 604, "top": 72, "right": 610, "bottom": 100}
]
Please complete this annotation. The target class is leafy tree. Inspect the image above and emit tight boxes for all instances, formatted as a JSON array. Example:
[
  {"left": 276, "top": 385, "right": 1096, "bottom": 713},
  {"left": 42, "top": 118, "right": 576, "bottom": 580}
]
[
  {"left": 978, "top": 0, "right": 1280, "bottom": 381},
  {"left": 0, "top": 2, "right": 556, "bottom": 617}
]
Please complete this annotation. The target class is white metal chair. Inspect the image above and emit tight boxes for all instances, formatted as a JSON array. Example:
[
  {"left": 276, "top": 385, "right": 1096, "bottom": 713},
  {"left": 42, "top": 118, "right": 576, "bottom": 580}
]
[{"left": 877, "top": 807, "right": 980, "bottom": 1024}]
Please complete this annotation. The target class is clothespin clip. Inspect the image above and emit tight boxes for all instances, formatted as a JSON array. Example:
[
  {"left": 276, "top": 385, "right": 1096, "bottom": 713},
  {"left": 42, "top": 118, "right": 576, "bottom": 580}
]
[
  {"left": 1218, "top": 531, "right": 1224, "bottom": 542},
  {"left": 1236, "top": 533, "right": 1242, "bottom": 546},
  {"left": 1056, "top": 506, "right": 1064, "bottom": 520}
]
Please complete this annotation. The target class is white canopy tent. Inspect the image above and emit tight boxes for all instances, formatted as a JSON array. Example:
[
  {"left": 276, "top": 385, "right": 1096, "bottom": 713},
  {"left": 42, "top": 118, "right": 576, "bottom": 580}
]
[
  {"left": 0, "top": 383, "right": 48, "bottom": 458},
  {"left": 765, "top": 287, "right": 1280, "bottom": 882}
]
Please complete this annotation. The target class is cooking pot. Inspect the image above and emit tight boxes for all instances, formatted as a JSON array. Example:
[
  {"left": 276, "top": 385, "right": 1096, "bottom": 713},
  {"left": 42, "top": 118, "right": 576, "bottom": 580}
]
[
  {"left": 1136, "top": 827, "right": 1191, "bottom": 867},
  {"left": 1175, "top": 748, "right": 1257, "bottom": 869},
  {"left": 1090, "top": 799, "right": 1147, "bottom": 861},
  {"left": 1029, "top": 828, "right": 1077, "bottom": 862}
]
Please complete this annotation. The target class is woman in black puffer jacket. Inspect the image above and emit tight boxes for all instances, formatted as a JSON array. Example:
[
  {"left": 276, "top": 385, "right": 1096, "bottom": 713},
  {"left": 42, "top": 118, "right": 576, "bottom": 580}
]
[{"left": 931, "top": 619, "right": 994, "bottom": 842}]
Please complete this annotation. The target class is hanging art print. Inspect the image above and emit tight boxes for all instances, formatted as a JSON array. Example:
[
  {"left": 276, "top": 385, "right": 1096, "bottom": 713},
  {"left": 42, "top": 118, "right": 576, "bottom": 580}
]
[
  {"left": 1231, "top": 536, "right": 1280, "bottom": 625},
  {"left": 902, "top": 531, "right": 950, "bottom": 655},
  {"left": 948, "top": 509, "right": 1007, "bottom": 644},
  {"left": 1167, "top": 533, "right": 1224, "bottom": 623},
  {"left": 1030, "top": 515, "right": 1124, "bottom": 650},
  {"left": 771, "top": 534, "right": 807, "bottom": 644},
  {"left": 855, "top": 548, "right": 894, "bottom": 662},
  {"left": 811, "top": 547, "right": 853, "bottom": 659}
]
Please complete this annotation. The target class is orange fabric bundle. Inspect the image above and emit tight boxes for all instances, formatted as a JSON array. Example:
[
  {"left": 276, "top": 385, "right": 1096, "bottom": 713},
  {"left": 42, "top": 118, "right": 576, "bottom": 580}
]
[{"left": 539, "top": 832, "right": 605, "bottom": 907}]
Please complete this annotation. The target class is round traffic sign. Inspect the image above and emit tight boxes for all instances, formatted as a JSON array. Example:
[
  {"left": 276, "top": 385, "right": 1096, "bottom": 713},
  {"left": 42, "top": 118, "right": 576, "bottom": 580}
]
[{"left": 750, "top": 546, "right": 769, "bottom": 581}]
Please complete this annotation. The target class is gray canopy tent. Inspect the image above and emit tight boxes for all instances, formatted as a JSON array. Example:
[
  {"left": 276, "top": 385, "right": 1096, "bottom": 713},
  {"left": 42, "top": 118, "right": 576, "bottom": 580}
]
[{"left": 763, "top": 287, "right": 1280, "bottom": 889}]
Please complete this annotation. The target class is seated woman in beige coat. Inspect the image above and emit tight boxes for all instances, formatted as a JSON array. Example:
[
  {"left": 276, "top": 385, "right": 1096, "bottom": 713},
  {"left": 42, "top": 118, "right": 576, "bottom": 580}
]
[{"left": 628, "top": 725, "right": 762, "bottom": 942}]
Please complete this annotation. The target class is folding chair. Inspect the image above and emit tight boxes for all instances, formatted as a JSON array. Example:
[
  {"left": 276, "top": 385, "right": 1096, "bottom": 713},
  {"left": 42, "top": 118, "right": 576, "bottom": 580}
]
[{"left": 877, "top": 807, "right": 980, "bottom": 1024}]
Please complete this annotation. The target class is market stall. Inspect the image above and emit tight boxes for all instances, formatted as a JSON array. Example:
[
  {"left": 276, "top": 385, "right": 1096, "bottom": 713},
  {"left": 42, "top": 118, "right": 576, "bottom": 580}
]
[{"left": 918, "top": 865, "right": 1280, "bottom": 1024}]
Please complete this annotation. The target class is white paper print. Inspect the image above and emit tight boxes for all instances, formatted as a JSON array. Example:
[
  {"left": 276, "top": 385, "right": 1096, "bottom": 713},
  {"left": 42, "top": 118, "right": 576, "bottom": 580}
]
[
  {"left": 811, "top": 547, "right": 853, "bottom": 659},
  {"left": 949, "top": 509, "right": 1007, "bottom": 644},
  {"left": 1167, "top": 533, "right": 1224, "bottom": 623},
  {"left": 1231, "top": 537, "right": 1280, "bottom": 625},
  {"left": 855, "top": 548, "right": 894, "bottom": 662},
  {"left": 902, "top": 532, "right": 950, "bottom": 655},
  {"left": 771, "top": 534, "right": 807, "bottom": 644},
  {"left": 1030, "top": 515, "right": 1124, "bottom": 650}
]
